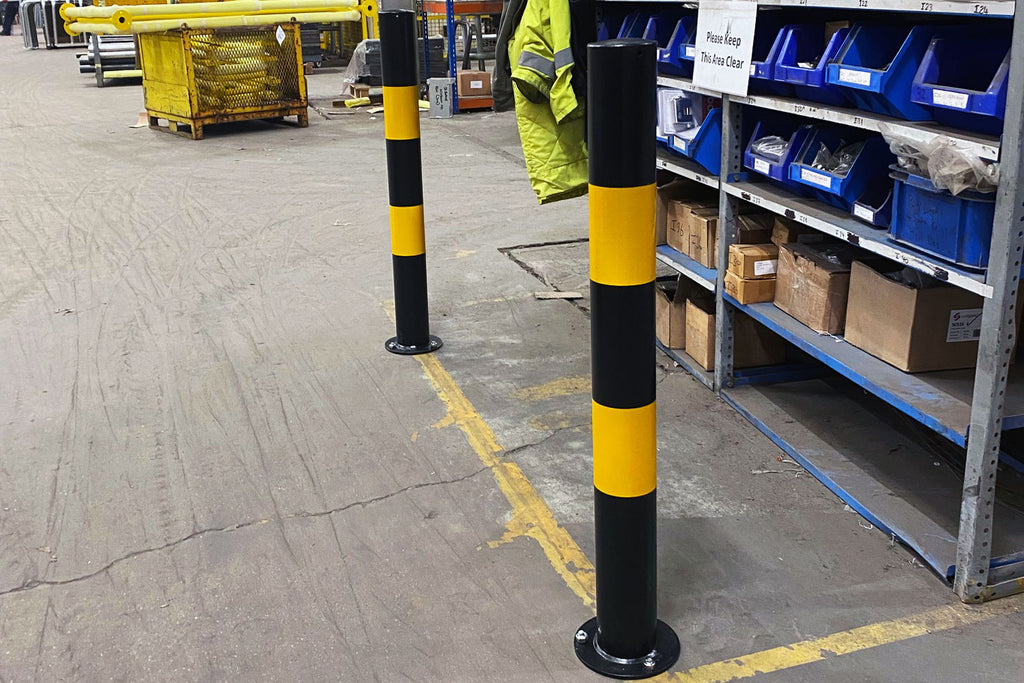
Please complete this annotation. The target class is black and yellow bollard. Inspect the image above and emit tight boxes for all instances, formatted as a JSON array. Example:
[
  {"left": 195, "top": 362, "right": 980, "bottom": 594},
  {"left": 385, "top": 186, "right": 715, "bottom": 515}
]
[
  {"left": 380, "top": 9, "right": 442, "bottom": 355},
  {"left": 574, "top": 39, "right": 680, "bottom": 680}
]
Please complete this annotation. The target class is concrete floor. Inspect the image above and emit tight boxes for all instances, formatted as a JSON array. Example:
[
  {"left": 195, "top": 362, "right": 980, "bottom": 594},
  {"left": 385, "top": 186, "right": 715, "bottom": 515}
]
[{"left": 2, "top": 38, "right": 1023, "bottom": 682}]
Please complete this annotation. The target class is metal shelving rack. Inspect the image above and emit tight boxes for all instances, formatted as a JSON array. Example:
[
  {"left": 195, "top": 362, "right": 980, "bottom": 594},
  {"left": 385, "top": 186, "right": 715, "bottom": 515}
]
[{"left": 645, "top": 0, "right": 1024, "bottom": 602}]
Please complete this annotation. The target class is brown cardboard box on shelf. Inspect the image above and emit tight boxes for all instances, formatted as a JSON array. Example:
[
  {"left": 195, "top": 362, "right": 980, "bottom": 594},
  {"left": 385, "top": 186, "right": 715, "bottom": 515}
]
[
  {"left": 655, "top": 276, "right": 692, "bottom": 349},
  {"left": 845, "top": 261, "right": 987, "bottom": 372},
  {"left": 724, "top": 271, "right": 776, "bottom": 304},
  {"left": 686, "top": 296, "right": 786, "bottom": 370},
  {"left": 774, "top": 242, "right": 857, "bottom": 335},
  {"left": 667, "top": 198, "right": 718, "bottom": 254},
  {"left": 688, "top": 207, "right": 719, "bottom": 267},
  {"left": 656, "top": 179, "right": 716, "bottom": 246},
  {"left": 736, "top": 213, "right": 775, "bottom": 244},
  {"left": 457, "top": 70, "right": 492, "bottom": 97},
  {"left": 771, "top": 217, "right": 822, "bottom": 246},
  {"left": 728, "top": 243, "right": 779, "bottom": 280}
]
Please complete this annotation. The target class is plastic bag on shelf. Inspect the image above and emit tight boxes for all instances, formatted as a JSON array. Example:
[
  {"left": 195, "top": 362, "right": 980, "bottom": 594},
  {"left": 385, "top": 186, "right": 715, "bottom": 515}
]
[
  {"left": 879, "top": 122, "right": 1000, "bottom": 195},
  {"left": 750, "top": 135, "right": 789, "bottom": 160},
  {"left": 810, "top": 140, "right": 864, "bottom": 176},
  {"left": 883, "top": 267, "right": 945, "bottom": 289}
]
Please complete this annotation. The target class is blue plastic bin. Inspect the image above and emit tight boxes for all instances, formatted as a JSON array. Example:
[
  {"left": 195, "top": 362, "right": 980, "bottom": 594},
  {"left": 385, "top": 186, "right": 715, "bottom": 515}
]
[
  {"left": 668, "top": 107, "right": 722, "bottom": 175},
  {"left": 616, "top": 13, "right": 646, "bottom": 39},
  {"left": 852, "top": 180, "right": 892, "bottom": 229},
  {"left": 657, "top": 17, "right": 696, "bottom": 77},
  {"left": 890, "top": 168, "right": 995, "bottom": 271},
  {"left": 910, "top": 35, "right": 1010, "bottom": 136},
  {"left": 744, "top": 120, "right": 814, "bottom": 189},
  {"left": 788, "top": 129, "right": 894, "bottom": 209},
  {"left": 747, "top": 25, "right": 794, "bottom": 96},
  {"left": 775, "top": 24, "right": 850, "bottom": 106},
  {"left": 826, "top": 24, "right": 938, "bottom": 120}
]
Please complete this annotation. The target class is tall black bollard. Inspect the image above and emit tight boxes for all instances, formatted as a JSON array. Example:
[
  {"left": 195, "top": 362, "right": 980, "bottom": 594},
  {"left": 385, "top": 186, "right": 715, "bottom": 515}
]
[
  {"left": 573, "top": 39, "right": 680, "bottom": 680},
  {"left": 380, "top": 9, "right": 442, "bottom": 355}
]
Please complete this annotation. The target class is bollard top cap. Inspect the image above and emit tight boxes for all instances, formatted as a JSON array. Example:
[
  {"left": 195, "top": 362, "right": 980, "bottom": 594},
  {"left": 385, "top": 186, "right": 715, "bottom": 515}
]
[{"left": 588, "top": 38, "right": 658, "bottom": 51}]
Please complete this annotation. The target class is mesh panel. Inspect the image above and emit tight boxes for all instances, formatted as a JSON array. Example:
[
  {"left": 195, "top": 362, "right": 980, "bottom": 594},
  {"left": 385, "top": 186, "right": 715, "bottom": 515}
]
[{"left": 189, "top": 26, "right": 301, "bottom": 112}]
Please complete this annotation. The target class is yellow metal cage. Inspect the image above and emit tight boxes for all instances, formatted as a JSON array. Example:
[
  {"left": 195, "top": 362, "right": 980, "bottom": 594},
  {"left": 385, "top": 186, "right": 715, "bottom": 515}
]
[{"left": 139, "top": 23, "right": 308, "bottom": 139}]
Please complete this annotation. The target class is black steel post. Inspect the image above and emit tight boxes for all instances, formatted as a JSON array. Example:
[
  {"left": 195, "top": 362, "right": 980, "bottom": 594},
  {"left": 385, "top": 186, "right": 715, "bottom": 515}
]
[
  {"left": 380, "top": 9, "right": 442, "bottom": 355},
  {"left": 573, "top": 39, "right": 680, "bottom": 680}
]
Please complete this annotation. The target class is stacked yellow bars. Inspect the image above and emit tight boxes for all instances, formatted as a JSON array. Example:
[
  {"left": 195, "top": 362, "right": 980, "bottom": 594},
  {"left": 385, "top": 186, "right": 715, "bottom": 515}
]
[{"left": 61, "top": 0, "right": 360, "bottom": 34}]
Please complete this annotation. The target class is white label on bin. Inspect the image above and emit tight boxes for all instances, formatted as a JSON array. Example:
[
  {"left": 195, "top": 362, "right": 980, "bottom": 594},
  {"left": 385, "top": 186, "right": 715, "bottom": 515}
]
[
  {"left": 749, "top": 64, "right": 757, "bottom": 76},
  {"left": 800, "top": 168, "right": 833, "bottom": 189},
  {"left": 853, "top": 204, "right": 875, "bottom": 222},
  {"left": 753, "top": 158, "right": 770, "bottom": 174},
  {"left": 932, "top": 89, "right": 969, "bottom": 110},
  {"left": 838, "top": 68, "right": 871, "bottom": 86},
  {"left": 470, "top": 80, "right": 483, "bottom": 89},
  {"left": 685, "top": 45, "right": 696, "bottom": 58},
  {"left": 275, "top": 25, "right": 286, "bottom": 45},
  {"left": 947, "top": 308, "right": 983, "bottom": 343},
  {"left": 754, "top": 259, "right": 778, "bottom": 276}
]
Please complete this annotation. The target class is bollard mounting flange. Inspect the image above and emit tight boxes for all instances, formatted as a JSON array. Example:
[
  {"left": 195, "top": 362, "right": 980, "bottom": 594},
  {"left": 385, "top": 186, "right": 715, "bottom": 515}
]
[
  {"left": 385, "top": 335, "right": 443, "bottom": 355},
  {"left": 574, "top": 617, "right": 680, "bottom": 680}
]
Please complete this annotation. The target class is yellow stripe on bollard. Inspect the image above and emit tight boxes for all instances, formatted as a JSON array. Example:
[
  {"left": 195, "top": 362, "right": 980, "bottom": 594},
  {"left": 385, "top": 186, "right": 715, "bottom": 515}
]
[
  {"left": 383, "top": 85, "right": 421, "bottom": 140},
  {"left": 389, "top": 205, "right": 426, "bottom": 257},
  {"left": 592, "top": 400, "right": 657, "bottom": 498},
  {"left": 589, "top": 183, "right": 657, "bottom": 288}
]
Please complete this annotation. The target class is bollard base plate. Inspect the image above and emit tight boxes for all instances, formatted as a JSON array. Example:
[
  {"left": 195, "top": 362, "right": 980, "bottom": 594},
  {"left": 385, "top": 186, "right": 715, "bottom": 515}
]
[
  {"left": 385, "top": 335, "right": 443, "bottom": 355},
  {"left": 574, "top": 617, "right": 680, "bottom": 680}
]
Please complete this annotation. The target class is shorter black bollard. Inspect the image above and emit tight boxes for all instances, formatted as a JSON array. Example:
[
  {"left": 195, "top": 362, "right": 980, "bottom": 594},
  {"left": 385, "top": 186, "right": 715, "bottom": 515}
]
[
  {"left": 380, "top": 9, "right": 442, "bottom": 355},
  {"left": 573, "top": 39, "right": 680, "bottom": 680}
]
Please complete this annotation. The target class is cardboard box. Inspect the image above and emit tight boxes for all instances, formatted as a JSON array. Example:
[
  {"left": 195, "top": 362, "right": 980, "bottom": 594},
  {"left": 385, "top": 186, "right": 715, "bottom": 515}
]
[
  {"left": 844, "top": 261, "right": 986, "bottom": 372},
  {"left": 667, "top": 198, "right": 717, "bottom": 254},
  {"left": 771, "top": 217, "right": 822, "bottom": 246},
  {"left": 728, "top": 243, "right": 779, "bottom": 280},
  {"left": 686, "top": 297, "right": 787, "bottom": 371},
  {"left": 688, "top": 207, "right": 719, "bottom": 267},
  {"left": 655, "top": 276, "right": 691, "bottom": 349},
  {"left": 774, "top": 242, "right": 856, "bottom": 334},
  {"left": 657, "top": 180, "right": 715, "bottom": 246},
  {"left": 736, "top": 213, "right": 774, "bottom": 244},
  {"left": 457, "top": 70, "right": 491, "bottom": 97},
  {"left": 724, "top": 271, "right": 776, "bottom": 304}
]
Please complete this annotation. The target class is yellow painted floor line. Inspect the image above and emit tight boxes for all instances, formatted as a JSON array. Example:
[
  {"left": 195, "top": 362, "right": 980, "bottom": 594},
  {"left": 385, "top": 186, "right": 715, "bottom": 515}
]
[
  {"left": 414, "top": 353, "right": 1024, "bottom": 681},
  {"left": 512, "top": 375, "right": 591, "bottom": 402},
  {"left": 671, "top": 600, "right": 1023, "bottom": 683},
  {"left": 415, "top": 354, "right": 597, "bottom": 607}
]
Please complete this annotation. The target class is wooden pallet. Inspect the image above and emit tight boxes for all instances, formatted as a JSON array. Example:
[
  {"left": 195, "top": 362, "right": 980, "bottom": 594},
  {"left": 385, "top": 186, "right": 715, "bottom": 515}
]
[{"left": 147, "top": 110, "right": 309, "bottom": 140}]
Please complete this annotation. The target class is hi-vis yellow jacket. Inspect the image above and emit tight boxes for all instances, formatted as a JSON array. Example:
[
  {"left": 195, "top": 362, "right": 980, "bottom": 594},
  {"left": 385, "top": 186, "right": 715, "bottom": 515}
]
[{"left": 508, "top": 0, "right": 587, "bottom": 204}]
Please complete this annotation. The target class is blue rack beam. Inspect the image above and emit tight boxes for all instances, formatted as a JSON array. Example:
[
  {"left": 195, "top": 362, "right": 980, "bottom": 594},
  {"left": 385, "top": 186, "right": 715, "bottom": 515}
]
[
  {"left": 656, "top": 340, "right": 714, "bottom": 390},
  {"left": 723, "top": 293, "right": 1024, "bottom": 446},
  {"left": 656, "top": 245, "right": 716, "bottom": 292},
  {"left": 722, "top": 380, "right": 1024, "bottom": 582}
]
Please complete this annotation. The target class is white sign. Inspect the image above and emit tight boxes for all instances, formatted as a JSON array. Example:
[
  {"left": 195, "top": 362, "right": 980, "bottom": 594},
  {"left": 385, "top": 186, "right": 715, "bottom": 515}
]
[
  {"left": 753, "top": 158, "right": 770, "bottom": 175},
  {"left": 692, "top": 0, "right": 757, "bottom": 96},
  {"left": 800, "top": 168, "right": 833, "bottom": 189},
  {"left": 838, "top": 68, "right": 871, "bottom": 86},
  {"left": 275, "top": 25, "right": 286, "bottom": 45},
  {"left": 754, "top": 259, "right": 778, "bottom": 277},
  {"left": 853, "top": 204, "right": 875, "bottom": 222},
  {"left": 947, "top": 308, "right": 983, "bottom": 343}
]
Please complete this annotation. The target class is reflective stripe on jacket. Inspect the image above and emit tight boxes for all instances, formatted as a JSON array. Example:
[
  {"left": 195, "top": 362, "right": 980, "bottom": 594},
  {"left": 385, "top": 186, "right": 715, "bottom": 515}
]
[{"left": 508, "top": 0, "right": 587, "bottom": 204}]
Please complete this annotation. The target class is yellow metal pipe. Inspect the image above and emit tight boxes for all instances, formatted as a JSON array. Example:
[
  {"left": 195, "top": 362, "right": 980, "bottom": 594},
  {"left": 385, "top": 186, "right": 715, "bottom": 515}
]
[
  {"left": 63, "top": 0, "right": 357, "bottom": 20},
  {"left": 107, "top": 5, "right": 360, "bottom": 30},
  {"left": 67, "top": 9, "right": 359, "bottom": 34}
]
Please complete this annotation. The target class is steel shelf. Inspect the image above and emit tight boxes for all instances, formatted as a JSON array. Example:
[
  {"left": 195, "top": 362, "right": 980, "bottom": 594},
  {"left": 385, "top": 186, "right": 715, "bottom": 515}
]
[
  {"left": 724, "top": 293, "right": 1024, "bottom": 445},
  {"left": 759, "top": 0, "right": 1012, "bottom": 16},
  {"left": 656, "top": 148, "right": 719, "bottom": 189},
  {"left": 724, "top": 181, "right": 992, "bottom": 297},
  {"left": 722, "top": 379, "right": 1024, "bottom": 582},
  {"left": 657, "top": 340, "right": 714, "bottom": 389},
  {"left": 656, "top": 74, "right": 722, "bottom": 99},
  {"left": 732, "top": 94, "right": 1001, "bottom": 162},
  {"left": 656, "top": 245, "right": 717, "bottom": 292}
]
